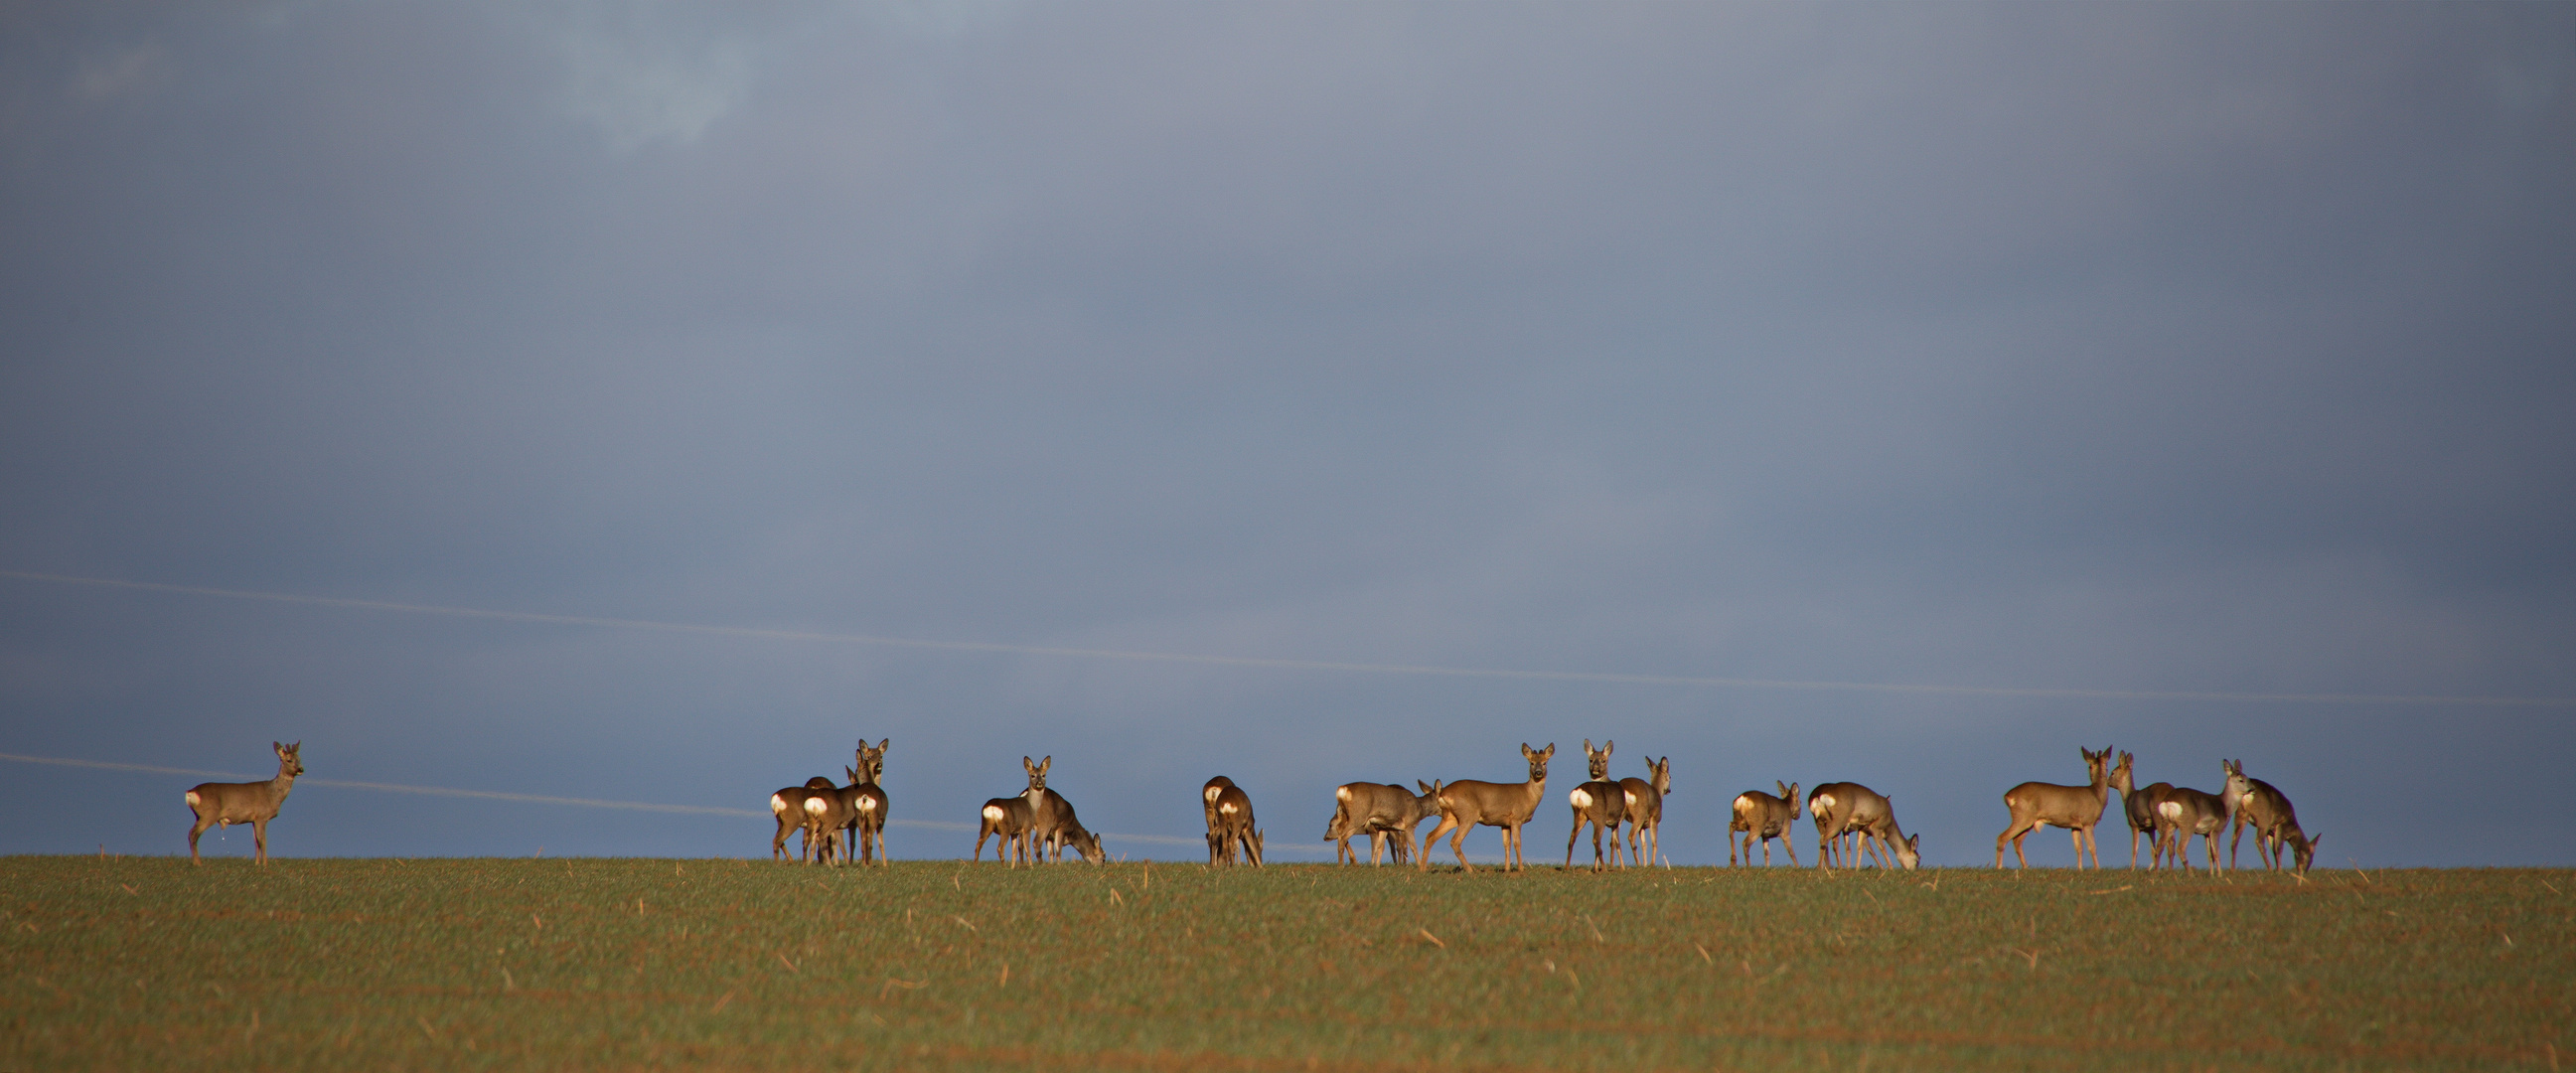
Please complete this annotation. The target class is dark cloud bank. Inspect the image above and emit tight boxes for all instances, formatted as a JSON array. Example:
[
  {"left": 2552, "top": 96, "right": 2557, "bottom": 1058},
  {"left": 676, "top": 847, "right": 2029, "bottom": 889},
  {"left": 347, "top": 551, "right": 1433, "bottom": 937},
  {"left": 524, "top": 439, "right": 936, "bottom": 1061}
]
[{"left": 3, "top": 3, "right": 2570, "bottom": 865}]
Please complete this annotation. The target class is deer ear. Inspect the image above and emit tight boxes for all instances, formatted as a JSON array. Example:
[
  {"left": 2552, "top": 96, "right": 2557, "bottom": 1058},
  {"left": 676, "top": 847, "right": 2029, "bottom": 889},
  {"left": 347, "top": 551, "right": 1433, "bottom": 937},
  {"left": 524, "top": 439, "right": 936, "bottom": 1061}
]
[
  {"left": 1603, "top": 740, "right": 1613, "bottom": 754},
  {"left": 1542, "top": 743, "right": 1556, "bottom": 759}
]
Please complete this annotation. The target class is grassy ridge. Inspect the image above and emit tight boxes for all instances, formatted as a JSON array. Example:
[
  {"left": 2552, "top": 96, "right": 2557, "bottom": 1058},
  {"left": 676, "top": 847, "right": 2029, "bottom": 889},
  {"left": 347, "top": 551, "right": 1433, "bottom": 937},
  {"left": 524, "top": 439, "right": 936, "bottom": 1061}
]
[{"left": 2, "top": 855, "right": 2569, "bottom": 1071}]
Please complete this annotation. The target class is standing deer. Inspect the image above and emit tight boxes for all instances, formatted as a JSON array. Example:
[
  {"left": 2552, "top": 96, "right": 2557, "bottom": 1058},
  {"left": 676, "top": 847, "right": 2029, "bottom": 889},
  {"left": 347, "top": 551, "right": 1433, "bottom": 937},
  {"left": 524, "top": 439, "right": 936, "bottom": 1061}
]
[
  {"left": 1210, "top": 782, "right": 1263, "bottom": 866},
  {"left": 770, "top": 775, "right": 836, "bottom": 860},
  {"left": 1419, "top": 743, "right": 1554, "bottom": 873},
  {"left": 1807, "top": 783, "right": 1867, "bottom": 868},
  {"left": 1810, "top": 783, "right": 1916, "bottom": 869},
  {"left": 185, "top": 741, "right": 303, "bottom": 865},
  {"left": 1324, "top": 781, "right": 1439, "bottom": 864},
  {"left": 2152, "top": 785, "right": 2232, "bottom": 871},
  {"left": 1619, "top": 755, "right": 1670, "bottom": 868},
  {"left": 1203, "top": 776, "right": 1238, "bottom": 865},
  {"left": 976, "top": 796, "right": 1035, "bottom": 866},
  {"left": 1022, "top": 756, "right": 1104, "bottom": 863},
  {"left": 2116, "top": 751, "right": 2174, "bottom": 869},
  {"left": 1565, "top": 740, "right": 1628, "bottom": 871},
  {"left": 2225, "top": 760, "right": 2322, "bottom": 873},
  {"left": 1730, "top": 782, "right": 1801, "bottom": 866},
  {"left": 842, "top": 738, "right": 891, "bottom": 865},
  {"left": 1993, "top": 745, "right": 2119, "bottom": 869}
]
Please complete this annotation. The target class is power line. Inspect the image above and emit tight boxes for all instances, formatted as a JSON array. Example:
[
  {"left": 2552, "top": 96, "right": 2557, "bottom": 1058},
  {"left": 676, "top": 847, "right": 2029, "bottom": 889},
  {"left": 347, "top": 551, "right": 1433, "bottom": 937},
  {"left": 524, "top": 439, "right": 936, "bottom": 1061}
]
[{"left": 6, "top": 568, "right": 2569, "bottom": 707}]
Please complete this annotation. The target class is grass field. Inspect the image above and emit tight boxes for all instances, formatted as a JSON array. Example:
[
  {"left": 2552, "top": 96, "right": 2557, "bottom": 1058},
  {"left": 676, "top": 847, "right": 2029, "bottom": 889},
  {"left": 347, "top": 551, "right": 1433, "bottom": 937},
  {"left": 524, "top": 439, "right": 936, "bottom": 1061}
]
[{"left": 3, "top": 854, "right": 2569, "bottom": 1071}]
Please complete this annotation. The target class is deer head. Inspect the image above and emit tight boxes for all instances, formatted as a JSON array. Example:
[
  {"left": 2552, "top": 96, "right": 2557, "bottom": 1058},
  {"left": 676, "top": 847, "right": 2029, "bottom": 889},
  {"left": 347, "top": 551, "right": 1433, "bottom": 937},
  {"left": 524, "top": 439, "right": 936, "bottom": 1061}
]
[
  {"left": 1520, "top": 742, "right": 1555, "bottom": 782},
  {"left": 1023, "top": 755, "right": 1051, "bottom": 794},
  {"left": 2111, "top": 751, "right": 2135, "bottom": 796},
  {"left": 1583, "top": 739, "right": 1612, "bottom": 781},
  {"left": 1779, "top": 781, "right": 1802, "bottom": 819},
  {"left": 854, "top": 739, "right": 887, "bottom": 784},
  {"left": 274, "top": 741, "right": 304, "bottom": 777},
  {"left": 1646, "top": 756, "right": 1671, "bottom": 797},
  {"left": 1064, "top": 823, "right": 1105, "bottom": 863},
  {"left": 1894, "top": 833, "right": 1921, "bottom": 870}
]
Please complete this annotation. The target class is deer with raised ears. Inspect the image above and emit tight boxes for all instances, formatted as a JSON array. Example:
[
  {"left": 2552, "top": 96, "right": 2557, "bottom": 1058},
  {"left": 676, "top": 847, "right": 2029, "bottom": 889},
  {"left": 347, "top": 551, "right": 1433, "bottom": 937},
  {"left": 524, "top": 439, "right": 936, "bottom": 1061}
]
[
  {"left": 2225, "top": 760, "right": 2321, "bottom": 873},
  {"left": 2152, "top": 785, "right": 2232, "bottom": 871},
  {"left": 1211, "top": 783, "right": 1263, "bottom": 866},
  {"left": 185, "top": 741, "right": 302, "bottom": 865},
  {"left": 2114, "top": 751, "right": 2174, "bottom": 869},
  {"left": 1730, "top": 782, "right": 1800, "bottom": 866},
  {"left": 1204, "top": 776, "right": 1238, "bottom": 864},
  {"left": 1325, "top": 781, "right": 1440, "bottom": 864},
  {"left": 1620, "top": 755, "right": 1670, "bottom": 868},
  {"left": 1020, "top": 755, "right": 1100, "bottom": 864},
  {"left": 1419, "top": 742, "right": 1553, "bottom": 872},
  {"left": 842, "top": 738, "right": 891, "bottom": 865},
  {"left": 976, "top": 796, "right": 1034, "bottom": 866},
  {"left": 1565, "top": 739, "right": 1628, "bottom": 871},
  {"left": 1993, "top": 745, "right": 2117, "bottom": 869},
  {"left": 770, "top": 775, "right": 836, "bottom": 860}
]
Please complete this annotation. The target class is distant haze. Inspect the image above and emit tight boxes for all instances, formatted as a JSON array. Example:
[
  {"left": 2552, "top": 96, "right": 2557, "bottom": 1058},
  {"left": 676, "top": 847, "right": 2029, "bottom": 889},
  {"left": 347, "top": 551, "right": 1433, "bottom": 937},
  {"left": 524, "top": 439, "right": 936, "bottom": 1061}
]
[{"left": 2, "top": 3, "right": 2570, "bottom": 866}]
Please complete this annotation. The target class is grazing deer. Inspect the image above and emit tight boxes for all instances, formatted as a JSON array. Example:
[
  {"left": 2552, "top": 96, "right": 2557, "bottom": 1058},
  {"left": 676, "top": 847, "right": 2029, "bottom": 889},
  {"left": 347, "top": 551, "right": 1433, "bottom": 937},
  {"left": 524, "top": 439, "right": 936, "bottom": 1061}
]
[
  {"left": 1021, "top": 756, "right": 1102, "bottom": 864},
  {"left": 185, "top": 741, "right": 303, "bottom": 865},
  {"left": 1419, "top": 742, "right": 1554, "bottom": 872},
  {"left": 1807, "top": 783, "right": 1865, "bottom": 868},
  {"left": 2152, "top": 785, "right": 2232, "bottom": 871},
  {"left": 842, "top": 738, "right": 891, "bottom": 865},
  {"left": 1993, "top": 745, "right": 2119, "bottom": 869},
  {"left": 1620, "top": 755, "right": 1671, "bottom": 868},
  {"left": 1565, "top": 740, "right": 1628, "bottom": 871},
  {"left": 1211, "top": 783, "right": 1263, "bottom": 866},
  {"left": 1811, "top": 783, "right": 1915, "bottom": 869},
  {"left": 2225, "top": 760, "right": 2322, "bottom": 873},
  {"left": 1324, "top": 781, "right": 1439, "bottom": 864},
  {"left": 1203, "top": 776, "right": 1238, "bottom": 865},
  {"left": 976, "top": 796, "right": 1035, "bottom": 866},
  {"left": 770, "top": 775, "right": 836, "bottom": 860},
  {"left": 1730, "top": 782, "right": 1801, "bottom": 866}
]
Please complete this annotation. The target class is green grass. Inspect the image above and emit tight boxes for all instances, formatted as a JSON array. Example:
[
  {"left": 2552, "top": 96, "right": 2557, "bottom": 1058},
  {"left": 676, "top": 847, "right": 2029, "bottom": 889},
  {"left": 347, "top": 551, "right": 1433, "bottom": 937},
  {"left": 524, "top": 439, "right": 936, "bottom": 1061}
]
[{"left": 3, "top": 855, "right": 2569, "bottom": 1071}]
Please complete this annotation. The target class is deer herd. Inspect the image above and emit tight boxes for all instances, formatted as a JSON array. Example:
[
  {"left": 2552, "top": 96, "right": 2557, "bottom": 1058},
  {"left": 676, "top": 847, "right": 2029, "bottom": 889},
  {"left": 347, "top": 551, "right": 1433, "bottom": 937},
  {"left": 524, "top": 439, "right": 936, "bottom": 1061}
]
[{"left": 177, "top": 738, "right": 2320, "bottom": 875}]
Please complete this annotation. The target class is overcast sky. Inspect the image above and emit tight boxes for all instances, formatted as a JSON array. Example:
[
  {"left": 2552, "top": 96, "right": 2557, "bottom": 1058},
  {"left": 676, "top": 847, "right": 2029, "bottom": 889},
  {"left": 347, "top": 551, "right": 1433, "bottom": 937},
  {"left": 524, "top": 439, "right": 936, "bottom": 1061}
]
[{"left": 3, "top": 2, "right": 2570, "bottom": 866}]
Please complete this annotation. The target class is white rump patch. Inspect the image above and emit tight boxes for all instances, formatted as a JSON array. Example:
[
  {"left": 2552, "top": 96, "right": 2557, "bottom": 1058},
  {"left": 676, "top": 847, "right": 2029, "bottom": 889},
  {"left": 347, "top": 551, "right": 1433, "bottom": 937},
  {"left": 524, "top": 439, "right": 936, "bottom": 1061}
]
[
  {"left": 185, "top": 791, "right": 201, "bottom": 809},
  {"left": 1206, "top": 786, "right": 1224, "bottom": 805},
  {"left": 857, "top": 798, "right": 878, "bottom": 812},
  {"left": 2158, "top": 802, "right": 2183, "bottom": 822},
  {"left": 1569, "top": 788, "right": 1592, "bottom": 809},
  {"left": 1220, "top": 802, "right": 1240, "bottom": 817},
  {"left": 983, "top": 805, "right": 1005, "bottom": 824},
  {"left": 805, "top": 797, "right": 829, "bottom": 816},
  {"left": 1334, "top": 786, "right": 1353, "bottom": 803},
  {"left": 770, "top": 794, "right": 788, "bottom": 815},
  {"left": 1623, "top": 790, "right": 1640, "bottom": 809},
  {"left": 1814, "top": 794, "right": 1836, "bottom": 812}
]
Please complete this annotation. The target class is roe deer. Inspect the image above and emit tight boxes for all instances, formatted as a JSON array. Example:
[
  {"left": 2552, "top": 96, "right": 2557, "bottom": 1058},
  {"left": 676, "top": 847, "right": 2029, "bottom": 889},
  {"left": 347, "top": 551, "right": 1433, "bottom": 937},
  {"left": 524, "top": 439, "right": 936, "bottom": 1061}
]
[
  {"left": 1565, "top": 740, "right": 1628, "bottom": 871},
  {"left": 804, "top": 765, "right": 880, "bottom": 866},
  {"left": 2224, "top": 760, "right": 2321, "bottom": 873},
  {"left": 1021, "top": 756, "right": 1102, "bottom": 863},
  {"left": 2152, "top": 785, "right": 2232, "bottom": 871},
  {"left": 1211, "top": 782, "right": 1263, "bottom": 866},
  {"left": 1420, "top": 743, "right": 1554, "bottom": 872},
  {"left": 1811, "top": 783, "right": 1916, "bottom": 869},
  {"left": 1324, "top": 781, "right": 1438, "bottom": 864},
  {"left": 1994, "top": 746, "right": 2119, "bottom": 869},
  {"left": 977, "top": 796, "right": 1034, "bottom": 866},
  {"left": 843, "top": 738, "right": 891, "bottom": 865},
  {"left": 1203, "top": 776, "right": 1238, "bottom": 865},
  {"left": 1807, "top": 783, "right": 1867, "bottom": 868},
  {"left": 1731, "top": 781, "right": 1801, "bottom": 866},
  {"left": 2115, "top": 751, "right": 2174, "bottom": 869},
  {"left": 1619, "top": 755, "right": 1670, "bottom": 868},
  {"left": 770, "top": 775, "right": 836, "bottom": 860},
  {"left": 185, "top": 741, "right": 303, "bottom": 865}
]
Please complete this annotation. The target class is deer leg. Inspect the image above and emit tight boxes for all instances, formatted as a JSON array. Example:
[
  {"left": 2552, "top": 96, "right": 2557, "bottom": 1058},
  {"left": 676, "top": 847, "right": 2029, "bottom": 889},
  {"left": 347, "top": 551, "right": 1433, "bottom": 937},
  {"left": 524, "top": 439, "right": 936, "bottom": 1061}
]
[
  {"left": 1448, "top": 823, "right": 1472, "bottom": 873},
  {"left": 1567, "top": 811, "right": 1585, "bottom": 868},
  {"left": 251, "top": 820, "right": 268, "bottom": 865}
]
